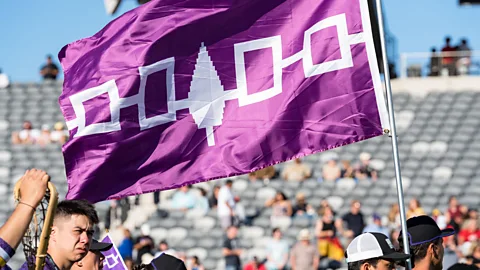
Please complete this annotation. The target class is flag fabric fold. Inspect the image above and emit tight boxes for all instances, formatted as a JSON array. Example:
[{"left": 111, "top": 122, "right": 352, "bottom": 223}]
[{"left": 59, "top": 0, "right": 389, "bottom": 202}]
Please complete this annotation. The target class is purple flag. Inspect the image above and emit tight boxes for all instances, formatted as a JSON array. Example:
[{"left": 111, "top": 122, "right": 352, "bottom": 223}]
[
  {"left": 100, "top": 234, "right": 128, "bottom": 270},
  {"left": 59, "top": 0, "right": 389, "bottom": 202}
]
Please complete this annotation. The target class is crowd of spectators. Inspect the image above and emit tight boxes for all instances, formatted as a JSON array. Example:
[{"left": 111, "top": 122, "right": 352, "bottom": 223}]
[
  {"left": 429, "top": 36, "right": 473, "bottom": 76},
  {"left": 11, "top": 121, "right": 68, "bottom": 146}
]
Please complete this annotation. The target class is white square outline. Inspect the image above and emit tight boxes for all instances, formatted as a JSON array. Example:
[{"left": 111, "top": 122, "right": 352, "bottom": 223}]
[
  {"left": 303, "top": 13, "right": 354, "bottom": 78},
  {"left": 69, "top": 79, "right": 121, "bottom": 138},
  {"left": 234, "top": 35, "right": 283, "bottom": 107},
  {"left": 137, "top": 57, "right": 177, "bottom": 130}
]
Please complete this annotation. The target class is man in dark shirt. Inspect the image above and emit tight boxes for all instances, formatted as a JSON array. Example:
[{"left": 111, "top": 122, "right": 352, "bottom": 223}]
[
  {"left": 342, "top": 200, "right": 365, "bottom": 240},
  {"left": 223, "top": 226, "right": 243, "bottom": 270},
  {"left": 40, "top": 55, "right": 59, "bottom": 80},
  {"left": 134, "top": 224, "right": 155, "bottom": 265}
]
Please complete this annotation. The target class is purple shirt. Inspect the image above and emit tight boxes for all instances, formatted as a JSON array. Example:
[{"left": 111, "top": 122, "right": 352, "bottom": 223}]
[
  {"left": 0, "top": 237, "right": 15, "bottom": 270},
  {"left": 19, "top": 254, "right": 58, "bottom": 270}
]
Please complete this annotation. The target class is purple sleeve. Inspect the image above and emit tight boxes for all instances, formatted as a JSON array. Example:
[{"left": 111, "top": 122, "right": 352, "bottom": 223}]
[{"left": 0, "top": 238, "right": 15, "bottom": 268}]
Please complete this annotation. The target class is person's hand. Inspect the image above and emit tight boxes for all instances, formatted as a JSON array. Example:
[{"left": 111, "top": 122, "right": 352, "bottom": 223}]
[{"left": 19, "top": 169, "right": 49, "bottom": 208}]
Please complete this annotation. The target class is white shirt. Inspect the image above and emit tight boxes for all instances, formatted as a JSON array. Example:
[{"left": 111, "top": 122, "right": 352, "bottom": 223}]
[
  {"left": 0, "top": 74, "right": 9, "bottom": 89},
  {"left": 217, "top": 185, "right": 235, "bottom": 216}
]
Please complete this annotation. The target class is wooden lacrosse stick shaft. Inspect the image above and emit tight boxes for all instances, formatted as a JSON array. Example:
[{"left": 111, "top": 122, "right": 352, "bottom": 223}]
[{"left": 14, "top": 180, "right": 59, "bottom": 270}]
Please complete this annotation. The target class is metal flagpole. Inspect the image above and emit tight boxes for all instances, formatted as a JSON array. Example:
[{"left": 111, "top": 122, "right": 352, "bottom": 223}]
[{"left": 374, "top": 0, "right": 411, "bottom": 269}]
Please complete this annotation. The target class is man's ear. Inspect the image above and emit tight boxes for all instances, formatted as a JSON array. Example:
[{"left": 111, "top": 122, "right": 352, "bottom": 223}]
[
  {"left": 50, "top": 226, "right": 58, "bottom": 242},
  {"left": 361, "top": 262, "right": 371, "bottom": 270},
  {"left": 428, "top": 243, "right": 437, "bottom": 259}
]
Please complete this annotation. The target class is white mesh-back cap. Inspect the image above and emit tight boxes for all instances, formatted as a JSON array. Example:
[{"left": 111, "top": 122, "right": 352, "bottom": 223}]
[{"left": 346, "top": 232, "right": 410, "bottom": 263}]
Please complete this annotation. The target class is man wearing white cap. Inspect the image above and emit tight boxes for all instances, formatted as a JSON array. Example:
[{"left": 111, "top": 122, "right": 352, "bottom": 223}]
[
  {"left": 290, "top": 229, "right": 318, "bottom": 270},
  {"left": 346, "top": 232, "right": 410, "bottom": 270}
]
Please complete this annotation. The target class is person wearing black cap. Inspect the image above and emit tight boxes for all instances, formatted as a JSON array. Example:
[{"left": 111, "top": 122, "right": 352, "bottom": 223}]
[
  {"left": 346, "top": 232, "right": 410, "bottom": 270},
  {"left": 132, "top": 253, "right": 187, "bottom": 270},
  {"left": 71, "top": 239, "right": 113, "bottom": 270},
  {"left": 398, "top": 215, "right": 455, "bottom": 270}
]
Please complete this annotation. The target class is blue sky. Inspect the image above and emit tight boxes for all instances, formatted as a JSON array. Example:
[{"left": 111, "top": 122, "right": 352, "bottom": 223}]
[{"left": 0, "top": 0, "right": 478, "bottom": 82}]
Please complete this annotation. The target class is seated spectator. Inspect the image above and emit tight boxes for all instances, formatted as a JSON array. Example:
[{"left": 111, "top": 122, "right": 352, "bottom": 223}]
[
  {"left": 457, "top": 39, "right": 472, "bottom": 75},
  {"left": 171, "top": 185, "right": 196, "bottom": 211},
  {"left": 432, "top": 209, "right": 447, "bottom": 229},
  {"left": 249, "top": 166, "right": 276, "bottom": 183},
  {"left": 196, "top": 188, "right": 210, "bottom": 214},
  {"left": 36, "top": 124, "right": 51, "bottom": 146},
  {"left": 387, "top": 203, "right": 400, "bottom": 230},
  {"left": 466, "top": 242, "right": 480, "bottom": 268},
  {"left": 265, "top": 228, "right": 289, "bottom": 270},
  {"left": 11, "top": 121, "right": 40, "bottom": 144},
  {"left": 134, "top": 224, "right": 155, "bottom": 265},
  {"left": 459, "top": 220, "right": 480, "bottom": 246},
  {"left": 322, "top": 158, "right": 341, "bottom": 182},
  {"left": 118, "top": 228, "right": 134, "bottom": 269},
  {"left": 443, "top": 229, "right": 461, "bottom": 270},
  {"left": 315, "top": 205, "right": 344, "bottom": 263},
  {"left": 265, "top": 191, "right": 292, "bottom": 220},
  {"left": 209, "top": 185, "right": 220, "bottom": 208},
  {"left": 281, "top": 158, "right": 311, "bottom": 182},
  {"left": 154, "top": 240, "right": 176, "bottom": 257},
  {"left": 342, "top": 200, "right": 365, "bottom": 239},
  {"left": 40, "top": 55, "right": 59, "bottom": 80},
  {"left": 50, "top": 122, "right": 69, "bottom": 144},
  {"left": 290, "top": 229, "right": 319, "bottom": 270},
  {"left": 188, "top": 256, "right": 205, "bottom": 270},
  {"left": 355, "top": 153, "right": 378, "bottom": 181},
  {"left": 244, "top": 256, "right": 265, "bottom": 270},
  {"left": 0, "top": 69, "right": 9, "bottom": 89},
  {"left": 340, "top": 160, "right": 354, "bottom": 179},
  {"left": 292, "top": 193, "right": 315, "bottom": 219},
  {"left": 447, "top": 196, "right": 464, "bottom": 224},
  {"left": 406, "top": 198, "right": 425, "bottom": 219},
  {"left": 363, "top": 213, "right": 389, "bottom": 237}
]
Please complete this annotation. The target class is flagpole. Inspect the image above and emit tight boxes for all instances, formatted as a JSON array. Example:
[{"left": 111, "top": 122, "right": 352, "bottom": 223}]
[{"left": 374, "top": 0, "right": 411, "bottom": 269}]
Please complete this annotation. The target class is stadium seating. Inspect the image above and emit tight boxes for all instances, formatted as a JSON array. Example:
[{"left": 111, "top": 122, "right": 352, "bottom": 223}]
[{"left": 2, "top": 82, "right": 480, "bottom": 269}]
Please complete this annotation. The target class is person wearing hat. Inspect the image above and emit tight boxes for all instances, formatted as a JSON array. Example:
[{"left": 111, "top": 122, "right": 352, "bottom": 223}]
[
  {"left": 398, "top": 215, "right": 455, "bottom": 270},
  {"left": 346, "top": 232, "right": 410, "bottom": 270},
  {"left": 132, "top": 253, "right": 187, "bottom": 270},
  {"left": 290, "top": 229, "right": 318, "bottom": 270},
  {"left": 363, "top": 214, "right": 389, "bottom": 237},
  {"left": 71, "top": 239, "right": 113, "bottom": 270},
  {"left": 355, "top": 152, "right": 377, "bottom": 181}
]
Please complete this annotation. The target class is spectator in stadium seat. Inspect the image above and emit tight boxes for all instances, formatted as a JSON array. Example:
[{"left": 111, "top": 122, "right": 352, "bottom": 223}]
[
  {"left": 387, "top": 203, "right": 401, "bottom": 230},
  {"left": 443, "top": 229, "right": 461, "bottom": 270},
  {"left": 118, "top": 228, "right": 134, "bottom": 269},
  {"left": 11, "top": 121, "right": 40, "bottom": 144},
  {"left": 134, "top": 224, "right": 155, "bottom": 265},
  {"left": 322, "top": 157, "right": 341, "bottom": 182},
  {"left": 432, "top": 209, "right": 447, "bottom": 229},
  {"left": 446, "top": 196, "right": 463, "bottom": 224},
  {"left": 171, "top": 185, "right": 196, "bottom": 211},
  {"left": 398, "top": 215, "right": 455, "bottom": 270},
  {"left": 292, "top": 192, "right": 315, "bottom": 219},
  {"left": 290, "top": 229, "right": 319, "bottom": 270},
  {"left": 355, "top": 153, "right": 377, "bottom": 181},
  {"left": 223, "top": 226, "right": 243, "bottom": 270},
  {"left": 249, "top": 166, "right": 276, "bottom": 183},
  {"left": 50, "top": 122, "right": 69, "bottom": 145},
  {"left": 40, "top": 55, "right": 59, "bottom": 80},
  {"left": 315, "top": 205, "right": 344, "bottom": 266},
  {"left": 195, "top": 188, "right": 210, "bottom": 215},
  {"left": 458, "top": 219, "right": 480, "bottom": 246},
  {"left": 340, "top": 160, "right": 354, "bottom": 179},
  {"left": 429, "top": 48, "right": 441, "bottom": 77},
  {"left": 244, "top": 256, "right": 265, "bottom": 270},
  {"left": 188, "top": 255, "right": 205, "bottom": 270},
  {"left": 154, "top": 240, "right": 176, "bottom": 258},
  {"left": 265, "top": 191, "right": 292, "bottom": 226},
  {"left": 281, "top": 158, "right": 311, "bottom": 182},
  {"left": 342, "top": 200, "right": 365, "bottom": 239},
  {"left": 265, "top": 228, "right": 289, "bottom": 270},
  {"left": 36, "top": 124, "right": 52, "bottom": 146},
  {"left": 363, "top": 213, "right": 389, "bottom": 237},
  {"left": 0, "top": 68, "right": 9, "bottom": 89},
  {"left": 218, "top": 180, "right": 237, "bottom": 230},
  {"left": 441, "top": 37, "right": 457, "bottom": 76},
  {"left": 209, "top": 185, "right": 220, "bottom": 208},
  {"left": 406, "top": 198, "right": 425, "bottom": 219},
  {"left": 465, "top": 242, "right": 480, "bottom": 268}
]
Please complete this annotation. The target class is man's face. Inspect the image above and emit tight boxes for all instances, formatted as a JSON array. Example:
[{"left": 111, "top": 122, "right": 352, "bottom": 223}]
[
  {"left": 51, "top": 215, "right": 94, "bottom": 263},
  {"left": 273, "top": 230, "right": 282, "bottom": 239},
  {"left": 351, "top": 202, "right": 361, "bottom": 214},
  {"left": 368, "top": 259, "right": 396, "bottom": 270},
  {"left": 72, "top": 251, "right": 104, "bottom": 270},
  {"left": 228, "top": 227, "right": 238, "bottom": 238}
]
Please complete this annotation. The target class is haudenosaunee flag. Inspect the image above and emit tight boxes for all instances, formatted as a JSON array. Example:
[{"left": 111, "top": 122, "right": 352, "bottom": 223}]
[
  {"left": 59, "top": 0, "right": 389, "bottom": 202},
  {"left": 101, "top": 234, "right": 128, "bottom": 270}
]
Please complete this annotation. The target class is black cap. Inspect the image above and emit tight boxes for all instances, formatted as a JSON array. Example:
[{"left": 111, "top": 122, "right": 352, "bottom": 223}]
[
  {"left": 150, "top": 253, "right": 187, "bottom": 270},
  {"left": 398, "top": 215, "right": 455, "bottom": 246},
  {"left": 90, "top": 239, "right": 113, "bottom": 252},
  {"left": 346, "top": 232, "right": 410, "bottom": 263}
]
